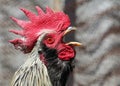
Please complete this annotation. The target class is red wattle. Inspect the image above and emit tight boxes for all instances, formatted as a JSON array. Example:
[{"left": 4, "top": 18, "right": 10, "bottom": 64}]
[{"left": 58, "top": 46, "right": 75, "bottom": 60}]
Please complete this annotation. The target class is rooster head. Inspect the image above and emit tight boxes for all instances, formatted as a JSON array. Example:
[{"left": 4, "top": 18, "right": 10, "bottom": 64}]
[{"left": 9, "top": 6, "right": 82, "bottom": 61}]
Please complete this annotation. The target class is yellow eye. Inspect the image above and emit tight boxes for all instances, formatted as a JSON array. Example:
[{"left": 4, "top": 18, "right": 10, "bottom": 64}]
[{"left": 46, "top": 37, "right": 55, "bottom": 44}]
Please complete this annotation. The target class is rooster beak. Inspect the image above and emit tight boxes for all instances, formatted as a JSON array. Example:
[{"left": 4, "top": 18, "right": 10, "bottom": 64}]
[
  {"left": 64, "top": 27, "right": 83, "bottom": 47},
  {"left": 64, "top": 27, "right": 76, "bottom": 35},
  {"left": 66, "top": 42, "right": 82, "bottom": 46}
]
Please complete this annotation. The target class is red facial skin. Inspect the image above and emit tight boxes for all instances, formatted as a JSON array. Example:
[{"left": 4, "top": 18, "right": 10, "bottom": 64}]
[{"left": 43, "top": 32, "right": 75, "bottom": 61}]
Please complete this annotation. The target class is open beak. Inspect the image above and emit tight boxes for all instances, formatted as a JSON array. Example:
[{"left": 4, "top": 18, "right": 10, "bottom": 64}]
[{"left": 64, "top": 27, "right": 83, "bottom": 46}]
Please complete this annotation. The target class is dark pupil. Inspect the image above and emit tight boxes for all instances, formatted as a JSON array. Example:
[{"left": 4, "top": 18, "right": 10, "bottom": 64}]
[{"left": 47, "top": 38, "right": 54, "bottom": 44}]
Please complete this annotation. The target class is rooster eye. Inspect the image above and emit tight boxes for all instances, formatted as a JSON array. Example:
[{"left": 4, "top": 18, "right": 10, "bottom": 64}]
[{"left": 46, "top": 37, "right": 55, "bottom": 44}]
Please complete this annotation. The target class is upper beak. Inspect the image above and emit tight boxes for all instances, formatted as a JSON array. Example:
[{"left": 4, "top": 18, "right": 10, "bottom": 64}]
[
  {"left": 64, "top": 27, "right": 83, "bottom": 47},
  {"left": 64, "top": 27, "right": 77, "bottom": 35}
]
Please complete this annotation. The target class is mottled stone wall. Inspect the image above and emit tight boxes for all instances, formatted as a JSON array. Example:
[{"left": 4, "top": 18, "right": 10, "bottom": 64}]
[{"left": 74, "top": 0, "right": 120, "bottom": 86}]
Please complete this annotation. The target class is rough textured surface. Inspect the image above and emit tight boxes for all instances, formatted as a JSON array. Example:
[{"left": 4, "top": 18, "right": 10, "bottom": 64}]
[
  {"left": 0, "top": 0, "right": 120, "bottom": 86},
  {"left": 74, "top": 0, "right": 120, "bottom": 86}
]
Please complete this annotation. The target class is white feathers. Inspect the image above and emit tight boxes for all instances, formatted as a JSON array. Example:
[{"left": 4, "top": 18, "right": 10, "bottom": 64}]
[{"left": 11, "top": 34, "right": 52, "bottom": 86}]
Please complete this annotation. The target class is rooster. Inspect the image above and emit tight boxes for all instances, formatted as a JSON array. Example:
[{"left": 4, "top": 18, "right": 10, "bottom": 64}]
[{"left": 9, "top": 6, "right": 82, "bottom": 86}]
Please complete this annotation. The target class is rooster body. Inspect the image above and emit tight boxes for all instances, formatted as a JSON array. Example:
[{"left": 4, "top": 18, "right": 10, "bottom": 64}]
[{"left": 10, "top": 6, "right": 81, "bottom": 86}]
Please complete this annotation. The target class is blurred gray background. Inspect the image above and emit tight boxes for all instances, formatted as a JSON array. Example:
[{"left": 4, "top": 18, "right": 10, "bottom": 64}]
[{"left": 0, "top": 0, "right": 120, "bottom": 86}]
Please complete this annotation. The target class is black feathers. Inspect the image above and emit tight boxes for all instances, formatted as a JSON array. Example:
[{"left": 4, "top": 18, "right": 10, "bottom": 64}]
[{"left": 39, "top": 44, "right": 74, "bottom": 86}]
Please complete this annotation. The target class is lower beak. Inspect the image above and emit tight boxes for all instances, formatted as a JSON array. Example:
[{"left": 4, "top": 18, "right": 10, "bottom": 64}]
[
  {"left": 64, "top": 27, "right": 83, "bottom": 47},
  {"left": 66, "top": 42, "right": 82, "bottom": 46}
]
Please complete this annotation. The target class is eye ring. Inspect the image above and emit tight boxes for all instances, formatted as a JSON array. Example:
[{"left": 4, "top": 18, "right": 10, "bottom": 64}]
[{"left": 46, "top": 37, "right": 55, "bottom": 44}]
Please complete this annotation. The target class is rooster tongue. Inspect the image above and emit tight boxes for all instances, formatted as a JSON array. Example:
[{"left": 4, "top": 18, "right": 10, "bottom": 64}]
[{"left": 64, "top": 27, "right": 83, "bottom": 47}]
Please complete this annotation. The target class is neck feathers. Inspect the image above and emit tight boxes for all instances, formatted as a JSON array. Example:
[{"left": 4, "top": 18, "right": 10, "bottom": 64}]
[
  {"left": 11, "top": 42, "right": 52, "bottom": 86},
  {"left": 41, "top": 45, "right": 74, "bottom": 86}
]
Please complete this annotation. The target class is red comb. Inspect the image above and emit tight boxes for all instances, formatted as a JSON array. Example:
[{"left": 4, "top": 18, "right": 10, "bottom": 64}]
[{"left": 9, "top": 6, "right": 70, "bottom": 53}]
